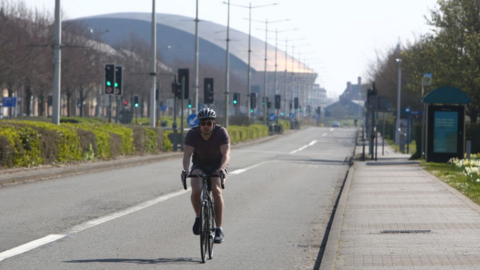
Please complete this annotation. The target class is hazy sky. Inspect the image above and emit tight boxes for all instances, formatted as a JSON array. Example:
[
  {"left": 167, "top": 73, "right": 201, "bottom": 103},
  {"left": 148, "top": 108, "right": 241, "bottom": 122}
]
[{"left": 21, "top": 0, "right": 439, "bottom": 98}]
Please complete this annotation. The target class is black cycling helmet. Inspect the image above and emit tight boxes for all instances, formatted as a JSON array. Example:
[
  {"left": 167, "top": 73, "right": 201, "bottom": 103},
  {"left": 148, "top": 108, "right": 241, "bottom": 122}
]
[{"left": 197, "top": 107, "right": 216, "bottom": 120}]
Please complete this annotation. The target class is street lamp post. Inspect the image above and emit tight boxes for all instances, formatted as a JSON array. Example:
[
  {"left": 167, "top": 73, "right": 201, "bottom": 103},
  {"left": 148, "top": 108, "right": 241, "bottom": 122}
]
[
  {"left": 253, "top": 18, "right": 289, "bottom": 125},
  {"left": 395, "top": 58, "right": 402, "bottom": 145},
  {"left": 150, "top": 0, "right": 157, "bottom": 127},
  {"left": 231, "top": 2, "right": 278, "bottom": 120},
  {"left": 271, "top": 28, "right": 297, "bottom": 115},
  {"left": 283, "top": 37, "right": 304, "bottom": 116},
  {"left": 52, "top": 0, "right": 62, "bottom": 125},
  {"left": 194, "top": 0, "right": 199, "bottom": 114},
  {"left": 224, "top": 0, "right": 231, "bottom": 128}
]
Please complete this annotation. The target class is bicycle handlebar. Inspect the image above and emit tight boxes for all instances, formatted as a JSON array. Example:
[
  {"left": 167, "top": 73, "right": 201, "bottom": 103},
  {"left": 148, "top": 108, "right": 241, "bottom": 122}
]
[{"left": 181, "top": 170, "right": 226, "bottom": 190}]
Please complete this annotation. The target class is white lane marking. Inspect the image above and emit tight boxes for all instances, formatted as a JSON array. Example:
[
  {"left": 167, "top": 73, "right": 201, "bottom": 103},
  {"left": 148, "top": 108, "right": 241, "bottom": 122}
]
[
  {"left": 69, "top": 188, "right": 190, "bottom": 234},
  {"left": 230, "top": 161, "right": 271, "bottom": 175},
  {"left": 330, "top": 128, "right": 334, "bottom": 131},
  {"left": 322, "top": 133, "right": 327, "bottom": 137},
  {"left": 0, "top": 234, "right": 65, "bottom": 262},
  {"left": 0, "top": 188, "right": 191, "bottom": 262},
  {"left": 290, "top": 140, "right": 317, "bottom": 154}
]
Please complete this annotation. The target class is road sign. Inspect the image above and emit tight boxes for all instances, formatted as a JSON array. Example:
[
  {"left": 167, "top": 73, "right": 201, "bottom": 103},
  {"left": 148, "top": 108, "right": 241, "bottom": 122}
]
[
  {"left": 269, "top": 113, "right": 276, "bottom": 121},
  {"left": 160, "top": 105, "right": 167, "bottom": 111},
  {"left": 2, "top": 97, "right": 16, "bottom": 107},
  {"left": 187, "top": 113, "right": 199, "bottom": 127},
  {"left": 423, "top": 73, "right": 432, "bottom": 86}
]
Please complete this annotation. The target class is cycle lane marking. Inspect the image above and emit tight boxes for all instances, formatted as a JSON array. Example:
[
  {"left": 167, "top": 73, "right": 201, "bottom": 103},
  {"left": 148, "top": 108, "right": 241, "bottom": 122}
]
[
  {"left": 0, "top": 188, "right": 191, "bottom": 263},
  {"left": 290, "top": 140, "right": 317, "bottom": 154},
  {"left": 229, "top": 161, "right": 273, "bottom": 175},
  {"left": 0, "top": 234, "right": 65, "bottom": 262}
]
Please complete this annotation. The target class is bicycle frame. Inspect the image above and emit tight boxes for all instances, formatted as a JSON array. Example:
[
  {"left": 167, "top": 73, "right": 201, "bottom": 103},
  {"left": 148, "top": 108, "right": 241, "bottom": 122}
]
[{"left": 184, "top": 172, "right": 224, "bottom": 263}]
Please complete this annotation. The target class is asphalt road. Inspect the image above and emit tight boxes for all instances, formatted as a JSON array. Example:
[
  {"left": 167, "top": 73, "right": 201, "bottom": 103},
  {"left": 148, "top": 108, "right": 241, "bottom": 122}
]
[{"left": 0, "top": 127, "right": 357, "bottom": 269}]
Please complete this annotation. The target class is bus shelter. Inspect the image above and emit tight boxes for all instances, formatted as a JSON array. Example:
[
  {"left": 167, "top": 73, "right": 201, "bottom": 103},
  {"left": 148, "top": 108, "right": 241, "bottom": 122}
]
[{"left": 423, "top": 87, "right": 471, "bottom": 162}]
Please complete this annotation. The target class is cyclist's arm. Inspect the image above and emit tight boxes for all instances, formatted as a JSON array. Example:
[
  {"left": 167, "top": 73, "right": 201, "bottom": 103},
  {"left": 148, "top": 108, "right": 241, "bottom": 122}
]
[
  {"left": 183, "top": 145, "right": 194, "bottom": 175},
  {"left": 219, "top": 143, "right": 230, "bottom": 172}
]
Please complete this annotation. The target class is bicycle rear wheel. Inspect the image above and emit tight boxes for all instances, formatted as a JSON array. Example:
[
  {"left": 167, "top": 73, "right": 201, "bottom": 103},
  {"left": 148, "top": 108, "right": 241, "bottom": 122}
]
[
  {"left": 207, "top": 200, "right": 216, "bottom": 259},
  {"left": 200, "top": 203, "right": 209, "bottom": 263}
]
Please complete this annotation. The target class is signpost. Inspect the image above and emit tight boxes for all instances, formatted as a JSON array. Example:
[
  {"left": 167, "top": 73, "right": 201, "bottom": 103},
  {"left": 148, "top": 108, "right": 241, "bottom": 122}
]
[
  {"left": 187, "top": 113, "right": 199, "bottom": 127},
  {"left": 2, "top": 97, "right": 16, "bottom": 107}
]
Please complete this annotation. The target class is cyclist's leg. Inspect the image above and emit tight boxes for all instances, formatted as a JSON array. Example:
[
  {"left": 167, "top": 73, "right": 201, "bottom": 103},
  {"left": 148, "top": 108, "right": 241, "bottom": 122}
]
[
  {"left": 209, "top": 176, "right": 224, "bottom": 227},
  {"left": 190, "top": 165, "right": 204, "bottom": 216}
]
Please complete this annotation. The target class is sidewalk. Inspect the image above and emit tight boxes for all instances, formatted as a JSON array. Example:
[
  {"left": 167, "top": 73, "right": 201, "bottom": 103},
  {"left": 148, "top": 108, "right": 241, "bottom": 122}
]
[{"left": 321, "top": 143, "right": 480, "bottom": 270}]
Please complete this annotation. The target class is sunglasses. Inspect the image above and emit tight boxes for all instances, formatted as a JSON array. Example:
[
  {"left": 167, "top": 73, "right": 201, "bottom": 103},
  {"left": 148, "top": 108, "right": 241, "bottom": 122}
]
[{"left": 199, "top": 120, "right": 213, "bottom": 126}]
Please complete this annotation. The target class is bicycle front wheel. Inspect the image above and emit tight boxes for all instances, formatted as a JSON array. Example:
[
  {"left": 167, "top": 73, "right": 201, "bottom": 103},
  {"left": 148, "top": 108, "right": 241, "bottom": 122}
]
[
  {"left": 200, "top": 203, "right": 209, "bottom": 263},
  {"left": 207, "top": 201, "right": 216, "bottom": 259}
]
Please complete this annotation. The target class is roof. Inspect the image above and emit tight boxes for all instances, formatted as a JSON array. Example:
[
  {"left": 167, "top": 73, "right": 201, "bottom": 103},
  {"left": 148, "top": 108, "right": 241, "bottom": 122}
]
[
  {"left": 75, "top": 13, "right": 314, "bottom": 73},
  {"left": 423, "top": 87, "right": 471, "bottom": 104}
]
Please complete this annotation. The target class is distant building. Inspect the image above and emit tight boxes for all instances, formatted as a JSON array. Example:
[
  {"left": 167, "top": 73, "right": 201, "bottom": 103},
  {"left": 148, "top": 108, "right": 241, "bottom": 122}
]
[{"left": 324, "top": 77, "right": 368, "bottom": 120}]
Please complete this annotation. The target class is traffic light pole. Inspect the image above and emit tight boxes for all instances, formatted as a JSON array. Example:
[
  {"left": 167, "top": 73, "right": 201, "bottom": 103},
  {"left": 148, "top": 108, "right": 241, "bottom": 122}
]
[
  {"left": 108, "top": 95, "right": 112, "bottom": 123},
  {"left": 173, "top": 95, "right": 177, "bottom": 151},
  {"left": 181, "top": 76, "right": 185, "bottom": 151}
]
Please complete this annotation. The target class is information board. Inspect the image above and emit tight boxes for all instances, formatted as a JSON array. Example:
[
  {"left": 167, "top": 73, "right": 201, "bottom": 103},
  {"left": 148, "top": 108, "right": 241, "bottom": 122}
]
[{"left": 433, "top": 111, "right": 458, "bottom": 153}]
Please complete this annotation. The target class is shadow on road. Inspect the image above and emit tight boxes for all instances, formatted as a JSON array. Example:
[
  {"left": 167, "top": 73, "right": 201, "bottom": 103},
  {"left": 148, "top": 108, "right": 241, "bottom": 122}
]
[{"left": 64, "top": 257, "right": 201, "bottom": 265}]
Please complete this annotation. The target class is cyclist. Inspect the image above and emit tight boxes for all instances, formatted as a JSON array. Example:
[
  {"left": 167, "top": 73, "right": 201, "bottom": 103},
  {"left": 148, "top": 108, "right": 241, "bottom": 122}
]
[{"left": 182, "top": 107, "right": 230, "bottom": 243}]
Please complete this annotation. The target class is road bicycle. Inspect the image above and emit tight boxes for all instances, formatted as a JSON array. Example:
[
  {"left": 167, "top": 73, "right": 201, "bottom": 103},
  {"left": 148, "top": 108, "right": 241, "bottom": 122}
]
[{"left": 182, "top": 170, "right": 225, "bottom": 263}]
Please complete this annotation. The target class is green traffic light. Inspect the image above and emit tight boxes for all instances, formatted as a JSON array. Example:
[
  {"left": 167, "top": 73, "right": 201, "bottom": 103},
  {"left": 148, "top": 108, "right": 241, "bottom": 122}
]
[
  {"left": 188, "top": 104, "right": 192, "bottom": 108},
  {"left": 115, "top": 82, "right": 118, "bottom": 88},
  {"left": 250, "top": 109, "right": 253, "bottom": 113},
  {"left": 233, "top": 100, "right": 237, "bottom": 104},
  {"left": 106, "top": 81, "right": 111, "bottom": 86},
  {"left": 135, "top": 104, "right": 139, "bottom": 108}
]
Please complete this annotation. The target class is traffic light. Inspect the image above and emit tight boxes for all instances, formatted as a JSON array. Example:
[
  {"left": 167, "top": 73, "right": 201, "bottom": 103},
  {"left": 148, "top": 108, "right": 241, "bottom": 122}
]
[
  {"left": 262, "top": 97, "right": 268, "bottom": 106},
  {"left": 172, "top": 76, "right": 181, "bottom": 98},
  {"left": 124, "top": 100, "right": 128, "bottom": 106},
  {"left": 188, "top": 99, "right": 192, "bottom": 108},
  {"left": 275, "top": 94, "right": 281, "bottom": 109},
  {"left": 294, "top": 97, "right": 299, "bottom": 109},
  {"left": 114, "top": 66, "right": 123, "bottom": 96},
  {"left": 250, "top": 93, "right": 257, "bottom": 109},
  {"left": 178, "top": 68, "right": 189, "bottom": 99},
  {"left": 204, "top": 78, "right": 214, "bottom": 104},
  {"left": 316, "top": 106, "right": 321, "bottom": 115},
  {"left": 267, "top": 101, "right": 272, "bottom": 109},
  {"left": 233, "top": 92, "right": 240, "bottom": 107},
  {"left": 104, "top": 64, "right": 115, "bottom": 95},
  {"left": 298, "top": 105, "right": 302, "bottom": 112},
  {"left": 133, "top": 95, "right": 139, "bottom": 108}
]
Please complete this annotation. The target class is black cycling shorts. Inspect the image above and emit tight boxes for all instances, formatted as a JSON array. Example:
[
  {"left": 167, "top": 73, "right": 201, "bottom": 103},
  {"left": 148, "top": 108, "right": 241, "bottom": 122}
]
[{"left": 190, "top": 164, "right": 222, "bottom": 175}]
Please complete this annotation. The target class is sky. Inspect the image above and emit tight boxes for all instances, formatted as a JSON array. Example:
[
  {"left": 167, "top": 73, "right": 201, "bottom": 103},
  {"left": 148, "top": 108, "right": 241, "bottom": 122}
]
[{"left": 21, "top": 0, "right": 439, "bottom": 99}]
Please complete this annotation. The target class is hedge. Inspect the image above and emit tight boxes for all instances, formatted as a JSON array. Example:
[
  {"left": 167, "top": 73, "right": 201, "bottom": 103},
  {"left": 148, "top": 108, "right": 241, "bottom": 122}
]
[
  {"left": 0, "top": 121, "right": 169, "bottom": 169},
  {"left": 0, "top": 120, "right": 276, "bottom": 169}
]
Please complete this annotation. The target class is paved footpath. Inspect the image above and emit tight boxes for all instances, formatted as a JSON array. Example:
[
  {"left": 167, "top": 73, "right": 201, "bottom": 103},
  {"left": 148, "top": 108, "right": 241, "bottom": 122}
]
[{"left": 321, "top": 144, "right": 480, "bottom": 270}]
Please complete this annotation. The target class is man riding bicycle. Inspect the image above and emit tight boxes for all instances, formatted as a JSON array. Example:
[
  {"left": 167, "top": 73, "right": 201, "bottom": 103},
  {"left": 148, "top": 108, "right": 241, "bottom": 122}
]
[{"left": 183, "top": 107, "right": 230, "bottom": 243}]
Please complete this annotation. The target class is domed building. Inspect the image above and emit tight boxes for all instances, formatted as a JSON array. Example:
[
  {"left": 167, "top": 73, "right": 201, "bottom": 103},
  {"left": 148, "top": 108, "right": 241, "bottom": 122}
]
[{"left": 73, "top": 12, "right": 317, "bottom": 116}]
